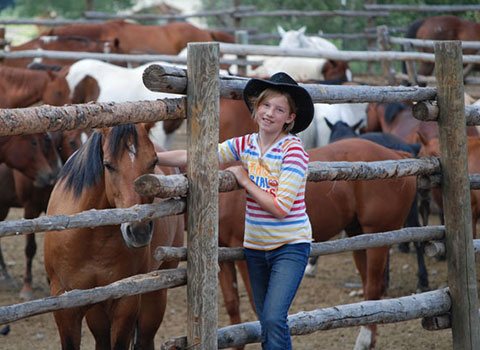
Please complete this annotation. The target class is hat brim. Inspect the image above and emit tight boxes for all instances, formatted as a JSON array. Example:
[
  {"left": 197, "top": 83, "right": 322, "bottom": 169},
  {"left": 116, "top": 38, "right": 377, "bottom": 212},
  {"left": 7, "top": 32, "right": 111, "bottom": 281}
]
[{"left": 243, "top": 78, "right": 314, "bottom": 134}]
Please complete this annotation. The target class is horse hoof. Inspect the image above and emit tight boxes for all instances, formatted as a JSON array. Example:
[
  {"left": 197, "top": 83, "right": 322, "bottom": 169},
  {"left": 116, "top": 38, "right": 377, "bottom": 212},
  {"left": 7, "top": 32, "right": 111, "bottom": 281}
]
[
  {"left": 304, "top": 264, "right": 317, "bottom": 277},
  {"left": 19, "top": 287, "right": 34, "bottom": 301},
  {"left": 0, "top": 325, "right": 10, "bottom": 336}
]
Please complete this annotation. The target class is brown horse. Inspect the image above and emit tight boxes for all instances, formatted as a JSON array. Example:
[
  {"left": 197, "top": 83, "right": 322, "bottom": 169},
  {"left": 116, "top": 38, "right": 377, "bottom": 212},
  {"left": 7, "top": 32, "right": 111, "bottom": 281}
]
[
  {"left": 0, "top": 129, "right": 88, "bottom": 299},
  {"left": 0, "top": 66, "right": 71, "bottom": 108},
  {"left": 45, "top": 20, "right": 235, "bottom": 55},
  {"left": 405, "top": 15, "right": 480, "bottom": 76},
  {"left": 364, "top": 101, "right": 479, "bottom": 143},
  {"left": 419, "top": 136, "right": 480, "bottom": 238},
  {"left": 44, "top": 124, "right": 184, "bottom": 349},
  {"left": 3, "top": 35, "right": 120, "bottom": 68},
  {"left": 217, "top": 138, "right": 417, "bottom": 349}
]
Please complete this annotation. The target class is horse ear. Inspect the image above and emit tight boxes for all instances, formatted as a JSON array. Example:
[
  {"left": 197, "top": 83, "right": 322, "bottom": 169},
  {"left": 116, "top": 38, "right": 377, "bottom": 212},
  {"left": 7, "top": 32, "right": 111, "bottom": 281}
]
[
  {"left": 277, "top": 25, "right": 285, "bottom": 35},
  {"left": 299, "top": 26, "right": 306, "bottom": 34},
  {"left": 353, "top": 120, "right": 363, "bottom": 132},
  {"left": 143, "top": 122, "right": 156, "bottom": 133},
  {"left": 325, "top": 117, "right": 333, "bottom": 130}
]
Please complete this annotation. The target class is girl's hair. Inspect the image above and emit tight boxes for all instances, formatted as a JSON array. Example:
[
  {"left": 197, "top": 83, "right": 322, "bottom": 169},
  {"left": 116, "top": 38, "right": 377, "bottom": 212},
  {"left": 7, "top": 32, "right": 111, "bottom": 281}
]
[{"left": 250, "top": 88, "right": 296, "bottom": 133}]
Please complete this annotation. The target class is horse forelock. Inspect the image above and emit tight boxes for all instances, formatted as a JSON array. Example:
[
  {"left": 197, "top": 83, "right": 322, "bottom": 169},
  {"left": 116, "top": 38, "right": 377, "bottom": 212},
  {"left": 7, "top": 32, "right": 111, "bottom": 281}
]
[
  {"left": 59, "top": 132, "right": 104, "bottom": 198},
  {"left": 108, "top": 124, "right": 139, "bottom": 159}
]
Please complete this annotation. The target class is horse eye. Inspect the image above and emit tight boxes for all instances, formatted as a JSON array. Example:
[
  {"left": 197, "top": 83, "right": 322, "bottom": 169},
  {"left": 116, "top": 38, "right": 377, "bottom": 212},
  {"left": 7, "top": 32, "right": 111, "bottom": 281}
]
[{"left": 103, "top": 162, "right": 116, "bottom": 172}]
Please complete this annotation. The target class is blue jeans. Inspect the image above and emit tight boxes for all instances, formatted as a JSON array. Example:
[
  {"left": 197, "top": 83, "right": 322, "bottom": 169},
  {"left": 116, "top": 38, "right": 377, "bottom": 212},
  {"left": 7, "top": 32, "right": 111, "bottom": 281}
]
[{"left": 244, "top": 243, "right": 311, "bottom": 350}]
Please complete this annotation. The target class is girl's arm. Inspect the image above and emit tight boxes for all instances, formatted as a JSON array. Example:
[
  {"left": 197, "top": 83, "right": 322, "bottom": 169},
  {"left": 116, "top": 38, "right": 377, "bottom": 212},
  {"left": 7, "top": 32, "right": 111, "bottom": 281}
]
[
  {"left": 226, "top": 165, "right": 287, "bottom": 219},
  {"left": 157, "top": 150, "right": 187, "bottom": 167}
]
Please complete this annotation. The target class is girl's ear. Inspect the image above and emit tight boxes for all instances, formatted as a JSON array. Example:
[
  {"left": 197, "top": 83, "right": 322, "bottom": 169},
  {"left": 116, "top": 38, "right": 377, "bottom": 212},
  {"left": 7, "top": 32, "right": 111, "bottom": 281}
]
[{"left": 287, "top": 112, "right": 296, "bottom": 124}]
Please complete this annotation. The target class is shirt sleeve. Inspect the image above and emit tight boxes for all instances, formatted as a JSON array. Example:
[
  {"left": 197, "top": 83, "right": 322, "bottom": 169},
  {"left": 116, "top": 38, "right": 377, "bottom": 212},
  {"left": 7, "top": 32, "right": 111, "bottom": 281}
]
[
  {"left": 218, "top": 135, "right": 248, "bottom": 163},
  {"left": 274, "top": 139, "right": 309, "bottom": 215}
]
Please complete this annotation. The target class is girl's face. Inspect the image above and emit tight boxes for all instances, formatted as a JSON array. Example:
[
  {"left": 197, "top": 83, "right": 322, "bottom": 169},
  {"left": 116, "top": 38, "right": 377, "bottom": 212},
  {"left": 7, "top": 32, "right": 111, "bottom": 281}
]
[{"left": 255, "top": 94, "right": 296, "bottom": 135}]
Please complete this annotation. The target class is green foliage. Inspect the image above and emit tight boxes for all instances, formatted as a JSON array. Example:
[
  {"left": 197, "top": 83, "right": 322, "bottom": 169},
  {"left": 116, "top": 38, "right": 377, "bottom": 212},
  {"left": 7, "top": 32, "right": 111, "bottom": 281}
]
[{"left": 5, "top": 0, "right": 133, "bottom": 18}]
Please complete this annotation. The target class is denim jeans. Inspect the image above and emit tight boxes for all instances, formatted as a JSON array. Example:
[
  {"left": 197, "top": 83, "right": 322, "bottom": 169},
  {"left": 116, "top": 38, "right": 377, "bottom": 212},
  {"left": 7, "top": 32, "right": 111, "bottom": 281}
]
[{"left": 244, "top": 243, "right": 311, "bottom": 350}]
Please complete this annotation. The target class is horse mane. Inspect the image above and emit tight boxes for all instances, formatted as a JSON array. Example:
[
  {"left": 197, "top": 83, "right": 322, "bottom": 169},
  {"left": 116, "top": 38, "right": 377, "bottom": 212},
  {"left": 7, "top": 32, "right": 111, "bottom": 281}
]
[
  {"left": 384, "top": 102, "right": 408, "bottom": 125},
  {"left": 59, "top": 124, "right": 138, "bottom": 197}
]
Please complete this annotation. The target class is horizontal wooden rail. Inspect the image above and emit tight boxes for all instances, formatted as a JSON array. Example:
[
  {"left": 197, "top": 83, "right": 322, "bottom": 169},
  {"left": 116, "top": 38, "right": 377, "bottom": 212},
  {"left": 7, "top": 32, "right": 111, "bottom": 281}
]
[
  {"left": 0, "top": 98, "right": 185, "bottom": 136},
  {"left": 154, "top": 226, "right": 445, "bottom": 263},
  {"left": 143, "top": 64, "right": 437, "bottom": 103},
  {"left": 395, "top": 72, "right": 480, "bottom": 86},
  {"left": 0, "top": 199, "right": 185, "bottom": 237},
  {"left": 0, "top": 18, "right": 103, "bottom": 25},
  {"left": 219, "top": 43, "right": 480, "bottom": 64},
  {"left": 0, "top": 268, "right": 187, "bottom": 324},
  {"left": 365, "top": 4, "right": 480, "bottom": 12},
  {"left": 0, "top": 49, "right": 263, "bottom": 67},
  {"left": 232, "top": 10, "right": 389, "bottom": 18},
  {"left": 163, "top": 288, "right": 452, "bottom": 349},
  {"left": 135, "top": 157, "right": 441, "bottom": 198},
  {"left": 390, "top": 36, "right": 480, "bottom": 50}
]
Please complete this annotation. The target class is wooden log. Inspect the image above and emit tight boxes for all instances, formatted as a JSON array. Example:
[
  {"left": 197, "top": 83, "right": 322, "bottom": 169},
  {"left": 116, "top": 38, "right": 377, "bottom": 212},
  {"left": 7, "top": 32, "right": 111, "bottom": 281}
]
[
  {"left": 0, "top": 268, "right": 187, "bottom": 324},
  {"left": 0, "top": 199, "right": 186, "bottom": 237},
  {"left": 232, "top": 10, "right": 389, "bottom": 18},
  {"left": 143, "top": 64, "right": 437, "bottom": 103},
  {"left": 413, "top": 101, "right": 480, "bottom": 125},
  {"left": 425, "top": 241, "right": 446, "bottom": 258},
  {"left": 162, "top": 288, "right": 452, "bottom": 349},
  {"left": 135, "top": 158, "right": 441, "bottom": 198},
  {"left": 185, "top": 43, "right": 219, "bottom": 350},
  {"left": 0, "top": 99, "right": 185, "bottom": 136},
  {"left": 376, "top": 25, "right": 396, "bottom": 85},
  {"left": 390, "top": 36, "right": 480, "bottom": 50},
  {"left": 154, "top": 226, "right": 444, "bottom": 263},
  {"left": 434, "top": 41, "right": 480, "bottom": 349},
  {"left": 422, "top": 314, "right": 452, "bottom": 331},
  {"left": 403, "top": 42, "right": 419, "bottom": 86},
  {"left": 395, "top": 72, "right": 480, "bottom": 86},
  {"left": 365, "top": 4, "right": 480, "bottom": 13},
  {"left": 218, "top": 43, "right": 480, "bottom": 64}
]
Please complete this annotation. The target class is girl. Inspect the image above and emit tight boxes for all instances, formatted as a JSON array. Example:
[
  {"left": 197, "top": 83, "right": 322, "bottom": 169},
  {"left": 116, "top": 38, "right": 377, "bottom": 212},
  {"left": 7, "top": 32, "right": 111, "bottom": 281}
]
[{"left": 157, "top": 72, "right": 314, "bottom": 349}]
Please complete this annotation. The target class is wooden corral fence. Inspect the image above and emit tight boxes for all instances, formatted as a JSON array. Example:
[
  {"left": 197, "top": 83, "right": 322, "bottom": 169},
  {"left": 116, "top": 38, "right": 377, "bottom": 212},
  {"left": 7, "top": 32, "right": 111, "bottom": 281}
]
[{"left": 0, "top": 42, "right": 479, "bottom": 350}]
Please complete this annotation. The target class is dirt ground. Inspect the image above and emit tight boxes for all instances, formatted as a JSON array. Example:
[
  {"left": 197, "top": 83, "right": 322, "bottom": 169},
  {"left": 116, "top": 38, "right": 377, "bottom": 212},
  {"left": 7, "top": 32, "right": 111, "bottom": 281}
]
[{"left": 1, "top": 74, "right": 480, "bottom": 349}]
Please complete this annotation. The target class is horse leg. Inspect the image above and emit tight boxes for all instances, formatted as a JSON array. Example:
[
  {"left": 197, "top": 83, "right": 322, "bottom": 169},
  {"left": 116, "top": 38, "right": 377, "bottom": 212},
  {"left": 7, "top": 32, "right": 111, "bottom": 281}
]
[
  {"left": 53, "top": 308, "right": 84, "bottom": 350},
  {"left": 110, "top": 296, "right": 139, "bottom": 350},
  {"left": 19, "top": 233, "right": 36, "bottom": 300},
  {"left": 85, "top": 305, "right": 112, "bottom": 350},
  {"left": 0, "top": 207, "right": 15, "bottom": 287},
  {"left": 219, "top": 261, "right": 242, "bottom": 325},
  {"left": 304, "top": 255, "right": 319, "bottom": 277},
  {"left": 134, "top": 289, "right": 167, "bottom": 350}
]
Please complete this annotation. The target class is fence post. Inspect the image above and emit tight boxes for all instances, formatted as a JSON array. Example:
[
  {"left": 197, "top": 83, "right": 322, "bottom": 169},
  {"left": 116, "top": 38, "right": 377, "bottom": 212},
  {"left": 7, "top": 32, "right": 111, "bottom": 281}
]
[
  {"left": 235, "top": 30, "right": 248, "bottom": 76},
  {"left": 186, "top": 42, "right": 220, "bottom": 350},
  {"left": 434, "top": 41, "right": 480, "bottom": 350},
  {"left": 403, "top": 42, "right": 419, "bottom": 86},
  {"left": 376, "top": 25, "right": 396, "bottom": 85}
]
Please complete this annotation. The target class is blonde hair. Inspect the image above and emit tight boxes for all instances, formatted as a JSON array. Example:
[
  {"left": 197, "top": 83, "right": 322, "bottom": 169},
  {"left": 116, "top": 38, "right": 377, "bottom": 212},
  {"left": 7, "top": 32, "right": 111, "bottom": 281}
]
[{"left": 250, "top": 89, "right": 296, "bottom": 133}]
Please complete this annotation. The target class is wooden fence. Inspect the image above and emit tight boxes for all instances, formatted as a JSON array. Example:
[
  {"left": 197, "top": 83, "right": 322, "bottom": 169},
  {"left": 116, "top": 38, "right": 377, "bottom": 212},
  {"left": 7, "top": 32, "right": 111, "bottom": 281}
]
[{"left": 0, "top": 42, "right": 479, "bottom": 349}]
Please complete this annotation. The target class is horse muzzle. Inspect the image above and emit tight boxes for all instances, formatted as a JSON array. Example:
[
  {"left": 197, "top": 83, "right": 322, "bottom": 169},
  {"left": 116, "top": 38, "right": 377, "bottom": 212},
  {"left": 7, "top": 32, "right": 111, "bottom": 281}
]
[{"left": 120, "top": 220, "right": 154, "bottom": 248}]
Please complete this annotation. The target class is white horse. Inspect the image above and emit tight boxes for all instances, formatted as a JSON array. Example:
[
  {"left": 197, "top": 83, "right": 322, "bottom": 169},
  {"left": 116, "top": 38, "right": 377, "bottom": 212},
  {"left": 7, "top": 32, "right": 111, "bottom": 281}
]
[{"left": 65, "top": 59, "right": 182, "bottom": 149}]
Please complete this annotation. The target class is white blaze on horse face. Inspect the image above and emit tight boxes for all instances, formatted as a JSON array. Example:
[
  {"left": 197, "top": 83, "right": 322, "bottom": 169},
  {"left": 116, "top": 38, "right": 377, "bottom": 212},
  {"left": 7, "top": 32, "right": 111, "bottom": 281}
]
[
  {"left": 127, "top": 142, "right": 136, "bottom": 163},
  {"left": 39, "top": 36, "right": 59, "bottom": 44},
  {"left": 80, "top": 132, "right": 89, "bottom": 144}
]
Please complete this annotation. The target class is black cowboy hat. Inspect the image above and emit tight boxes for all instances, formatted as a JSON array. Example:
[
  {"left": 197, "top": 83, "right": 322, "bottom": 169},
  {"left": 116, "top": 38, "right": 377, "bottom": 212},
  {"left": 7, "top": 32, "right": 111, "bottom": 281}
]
[{"left": 243, "top": 72, "right": 314, "bottom": 134}]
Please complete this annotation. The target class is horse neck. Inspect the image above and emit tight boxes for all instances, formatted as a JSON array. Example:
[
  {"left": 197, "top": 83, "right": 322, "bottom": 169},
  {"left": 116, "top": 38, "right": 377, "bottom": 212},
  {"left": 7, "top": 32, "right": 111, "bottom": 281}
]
[{"left": 0, "top": 68, "right": 48, "bottom": 107}]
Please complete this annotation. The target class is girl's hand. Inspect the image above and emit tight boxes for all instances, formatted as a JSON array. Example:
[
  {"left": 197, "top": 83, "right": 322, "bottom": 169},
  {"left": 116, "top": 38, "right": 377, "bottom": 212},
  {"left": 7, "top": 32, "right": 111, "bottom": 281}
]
[{"left": 226, "top": 165, "right": 250, "bottom": 188}]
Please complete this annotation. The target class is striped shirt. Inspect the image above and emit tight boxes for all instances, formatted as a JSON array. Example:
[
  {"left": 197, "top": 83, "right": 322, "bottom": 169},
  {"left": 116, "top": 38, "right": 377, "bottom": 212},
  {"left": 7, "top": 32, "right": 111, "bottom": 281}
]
[{"left": 218, "top": 133, "right": 312, "bottom": 250}]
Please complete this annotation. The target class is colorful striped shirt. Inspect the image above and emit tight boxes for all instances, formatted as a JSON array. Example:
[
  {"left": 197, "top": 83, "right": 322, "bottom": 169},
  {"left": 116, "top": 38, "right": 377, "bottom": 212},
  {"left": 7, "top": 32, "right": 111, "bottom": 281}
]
[{"left": 218, "top": 133, "right": 312, "bottom": 250}]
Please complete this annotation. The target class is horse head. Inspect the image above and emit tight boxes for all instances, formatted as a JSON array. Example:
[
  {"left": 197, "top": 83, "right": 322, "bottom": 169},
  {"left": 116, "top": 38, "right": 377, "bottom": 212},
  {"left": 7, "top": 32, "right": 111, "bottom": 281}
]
[
  {"left": 101, "top": 124, "right": 158, "bottom": 248},
  {"left": 277, "top": 26, "right": 307, "bottom": 49},
  {"left": 42, "top": 70, "right": 71, "bottom": 106}
]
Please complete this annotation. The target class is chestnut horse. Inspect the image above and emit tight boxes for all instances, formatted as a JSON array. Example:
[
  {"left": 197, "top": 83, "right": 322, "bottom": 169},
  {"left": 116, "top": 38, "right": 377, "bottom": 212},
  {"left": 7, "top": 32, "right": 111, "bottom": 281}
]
[
  {"left": 365, "top": 101, "right": 479, "bottom": 143},
  {"left": 45, "top": 20, "right": 235, "bottom": 55},
  {"left": 419, "top": 136, "right": 480, "bottom": 238},
  {"left": 44, "top": 124, "right": 184, "bottom": 349},
  {"left": 405, "top": 15, "right": 480, "bottom": 76},
  {"left": 0, "top": 129, "right": 88, "bottom": 299}
]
